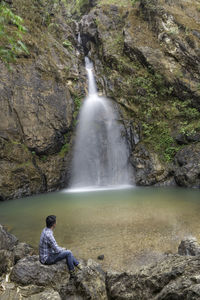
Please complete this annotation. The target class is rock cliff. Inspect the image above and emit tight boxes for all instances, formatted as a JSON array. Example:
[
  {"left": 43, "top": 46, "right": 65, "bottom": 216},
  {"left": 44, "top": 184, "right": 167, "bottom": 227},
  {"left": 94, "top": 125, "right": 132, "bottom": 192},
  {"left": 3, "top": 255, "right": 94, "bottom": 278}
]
[
  {"left": 0, "top": 0, "right": 200, "bottom": 200},
  {"left": 0, "top": 0, "right": 87, "bottom": 199}
]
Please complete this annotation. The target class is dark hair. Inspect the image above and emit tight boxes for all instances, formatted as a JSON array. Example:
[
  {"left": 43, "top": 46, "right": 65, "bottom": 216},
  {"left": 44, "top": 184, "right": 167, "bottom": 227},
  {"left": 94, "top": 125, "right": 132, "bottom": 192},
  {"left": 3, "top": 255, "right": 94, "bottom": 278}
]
[{"left": 46, "top": 215, "right": 56, "bottom": 228}]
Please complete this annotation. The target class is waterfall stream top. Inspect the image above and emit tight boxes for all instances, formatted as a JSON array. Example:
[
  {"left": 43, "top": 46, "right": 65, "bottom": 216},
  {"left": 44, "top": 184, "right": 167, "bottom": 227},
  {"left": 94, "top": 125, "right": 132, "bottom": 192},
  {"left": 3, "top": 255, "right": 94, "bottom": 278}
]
[
  {"left": 69, "top": 58, "right": 132, "bottom": 191},
  {"left": 85, "top": 57, "right": 98, "bottom": 96}
]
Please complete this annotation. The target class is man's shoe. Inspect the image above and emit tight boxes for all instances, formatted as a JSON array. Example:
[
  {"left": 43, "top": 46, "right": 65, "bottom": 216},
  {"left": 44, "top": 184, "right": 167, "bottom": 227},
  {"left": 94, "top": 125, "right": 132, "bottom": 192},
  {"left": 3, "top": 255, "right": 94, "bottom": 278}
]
[
  {"left": 75, "top": 263, "right": 83, "bottom": 270},
  {"left": 69, "top": 269, "right": 76, "bottom": 279}
]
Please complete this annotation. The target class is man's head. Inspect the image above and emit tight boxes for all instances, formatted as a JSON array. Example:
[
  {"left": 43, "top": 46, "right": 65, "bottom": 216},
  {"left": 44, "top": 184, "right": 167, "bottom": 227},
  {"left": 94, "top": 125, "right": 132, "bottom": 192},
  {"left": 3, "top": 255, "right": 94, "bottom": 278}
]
[{"left": 46, "top": 215, "right": 56, "bottom": 229}]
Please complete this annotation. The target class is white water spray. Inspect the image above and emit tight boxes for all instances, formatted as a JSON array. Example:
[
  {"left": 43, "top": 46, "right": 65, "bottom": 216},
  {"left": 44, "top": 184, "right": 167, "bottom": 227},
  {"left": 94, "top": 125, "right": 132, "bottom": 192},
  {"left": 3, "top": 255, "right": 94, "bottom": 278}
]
[{"left": 70, "top": 58, "right": 131, "bottom": 190}]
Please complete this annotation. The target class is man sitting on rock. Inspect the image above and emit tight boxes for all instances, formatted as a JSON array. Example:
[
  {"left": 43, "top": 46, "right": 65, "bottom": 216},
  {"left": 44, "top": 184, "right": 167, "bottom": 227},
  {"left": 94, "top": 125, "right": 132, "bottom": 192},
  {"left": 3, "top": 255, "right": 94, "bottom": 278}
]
[{"left": 39, "top": 215, "right": 81, "bottom": 278}]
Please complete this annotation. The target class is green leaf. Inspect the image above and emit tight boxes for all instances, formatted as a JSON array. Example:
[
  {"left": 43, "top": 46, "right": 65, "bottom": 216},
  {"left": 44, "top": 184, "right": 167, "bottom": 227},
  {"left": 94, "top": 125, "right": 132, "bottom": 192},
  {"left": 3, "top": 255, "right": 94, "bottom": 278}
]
[{"left": 17, "top": 40, "right": 29, "bottom": 54}]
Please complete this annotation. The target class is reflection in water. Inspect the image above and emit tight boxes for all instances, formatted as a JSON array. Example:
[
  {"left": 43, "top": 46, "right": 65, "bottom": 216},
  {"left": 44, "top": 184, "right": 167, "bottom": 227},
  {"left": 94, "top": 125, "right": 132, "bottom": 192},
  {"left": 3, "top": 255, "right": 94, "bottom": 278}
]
[{"left": 0, "top": 187, "right": 200, "bottom": 271}]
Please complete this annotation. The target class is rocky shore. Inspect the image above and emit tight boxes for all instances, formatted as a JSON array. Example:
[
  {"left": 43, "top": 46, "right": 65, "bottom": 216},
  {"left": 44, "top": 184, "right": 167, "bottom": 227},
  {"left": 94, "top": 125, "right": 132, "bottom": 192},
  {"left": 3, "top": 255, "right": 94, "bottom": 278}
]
[{"left": 1, "top": 224, "right": 200, "bottom": 299}]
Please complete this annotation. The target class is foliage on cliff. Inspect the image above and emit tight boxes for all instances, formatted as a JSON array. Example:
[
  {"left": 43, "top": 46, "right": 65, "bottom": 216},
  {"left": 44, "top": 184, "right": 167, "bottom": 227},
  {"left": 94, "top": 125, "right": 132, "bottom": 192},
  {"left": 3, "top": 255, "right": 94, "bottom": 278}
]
[{"left": 0, "top": 1, "right": 29, "bottom": 65}]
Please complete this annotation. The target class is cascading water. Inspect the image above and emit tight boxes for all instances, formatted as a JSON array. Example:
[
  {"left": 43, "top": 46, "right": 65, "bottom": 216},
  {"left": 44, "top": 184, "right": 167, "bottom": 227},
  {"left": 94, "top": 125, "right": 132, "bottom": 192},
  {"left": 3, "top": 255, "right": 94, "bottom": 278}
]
[{"left": 70, "top": 57, "right": 132, "bottom": 191}]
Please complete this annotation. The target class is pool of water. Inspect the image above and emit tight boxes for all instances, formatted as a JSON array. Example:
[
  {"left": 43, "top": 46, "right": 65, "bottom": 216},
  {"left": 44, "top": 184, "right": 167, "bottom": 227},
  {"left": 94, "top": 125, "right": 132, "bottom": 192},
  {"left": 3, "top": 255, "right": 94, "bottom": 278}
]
[{"left": 0, "top": 187, "right": 200, "bottom": 272}]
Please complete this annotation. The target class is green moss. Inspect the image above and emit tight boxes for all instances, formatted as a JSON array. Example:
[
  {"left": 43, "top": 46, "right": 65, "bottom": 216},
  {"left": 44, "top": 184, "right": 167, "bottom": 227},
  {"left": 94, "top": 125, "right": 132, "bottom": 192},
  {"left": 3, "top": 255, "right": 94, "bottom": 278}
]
[
  {"left": 99, "top": 0, "right": 132, "bottom": 6},
  {"left": 179, "top": 120, "right": 200, "bottom": 137},
  {"left": 15, "top": 161, "right": 32, "bottom": 168},
  {"left": 40, "top": 155, "right": 47, "bottom": 162},
  {"left": 59, "top": 142, "right": 69, "bottom": 157},
  {"left": 142, "top": 121, "right": 181, "bottom": 162},
  {"left": 62, "top": 40, "right": 72, "bottom": 49},
  {"left": 58, "top": 132, "right": 71, "bottom": 158},
  {"left": 131, "top": 0, "right": 140, "bottom": 5},
  {"left": 74, "top": 96, "right": 82, "bottom": 110},
  {"left": 7, "top": 140, "right": 29, "bottom": 153},
  {"left": 71, "top": 95, "right": 82, "bottom": 127}
]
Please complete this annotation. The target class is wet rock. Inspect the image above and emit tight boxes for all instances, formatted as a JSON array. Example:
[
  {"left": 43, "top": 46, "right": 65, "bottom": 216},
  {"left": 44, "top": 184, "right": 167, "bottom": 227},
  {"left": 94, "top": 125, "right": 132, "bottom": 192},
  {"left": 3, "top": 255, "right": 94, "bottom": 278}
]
[
  {"left": 98, "top": 255, "right": 104, "bottom": 260},
  {"left": 131, "top": 143, "right": 170, "bottom": 186},
  {"left": 174, "top": 143, "right": 200, "bottom": 188},
  {"left": 154, "top": 175, "right": 177, "bottom": 187},
  {"left": 80, "top": 12, "right": 98, "bottom": 54},
  {"left": 175, "top": 133, "right": 189, "bottom": 145},
  {"left": 0, "top": 224, "right": 18, "bottom": 251},
  {"left": 77, "top": 0, "right": 98, "bottom": 15},
  {"left": 13, "top": 242, "right": 35, "bottom": 263},
  {"left": 10, "top": 255, "right": 69, "bottom": 289},
  {"left": 60, "top": 259, "right": 107, "bottom": 300},
  {"left": 175, "top": 133, "right": 200, "bottom": 145},
  {"left": 178, "top": 237, "right": 200, "bottom": 256}
]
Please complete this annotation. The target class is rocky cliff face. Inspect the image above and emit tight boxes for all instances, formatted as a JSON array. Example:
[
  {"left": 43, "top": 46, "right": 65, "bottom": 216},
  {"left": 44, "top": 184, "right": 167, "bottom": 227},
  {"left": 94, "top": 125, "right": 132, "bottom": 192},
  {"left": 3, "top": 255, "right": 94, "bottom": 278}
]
[
  {"left": 0, "top": 0, "right": 87, "bottom": 199},
  {"left": 0, "top": 0, "right": 200, "bottom": 200}
]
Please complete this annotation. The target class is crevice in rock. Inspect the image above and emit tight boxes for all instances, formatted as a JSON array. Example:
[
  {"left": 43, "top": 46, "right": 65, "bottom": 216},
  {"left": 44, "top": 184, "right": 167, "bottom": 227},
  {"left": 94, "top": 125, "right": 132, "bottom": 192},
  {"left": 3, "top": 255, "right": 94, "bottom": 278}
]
[
  {"left": 31, "top": 156, "right": 47, "bottom": 192},
  {"left": 12, "top": 108, "right": 25, "bottom": 143}
]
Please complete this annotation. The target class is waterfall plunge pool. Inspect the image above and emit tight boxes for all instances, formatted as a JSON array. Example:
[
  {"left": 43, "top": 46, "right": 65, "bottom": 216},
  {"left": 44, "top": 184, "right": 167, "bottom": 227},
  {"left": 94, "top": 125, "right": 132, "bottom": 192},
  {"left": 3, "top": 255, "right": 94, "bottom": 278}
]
[{"left": 1, "top": 187, "right": 200, "bottom": 271}]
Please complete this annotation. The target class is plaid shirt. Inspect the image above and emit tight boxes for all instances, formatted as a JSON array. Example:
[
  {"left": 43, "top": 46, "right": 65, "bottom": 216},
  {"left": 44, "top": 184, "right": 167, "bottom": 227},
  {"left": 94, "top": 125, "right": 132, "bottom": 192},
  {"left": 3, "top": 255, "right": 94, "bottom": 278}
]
[{"left": 39, "top": 227, "right": 64, "bottom": 263}]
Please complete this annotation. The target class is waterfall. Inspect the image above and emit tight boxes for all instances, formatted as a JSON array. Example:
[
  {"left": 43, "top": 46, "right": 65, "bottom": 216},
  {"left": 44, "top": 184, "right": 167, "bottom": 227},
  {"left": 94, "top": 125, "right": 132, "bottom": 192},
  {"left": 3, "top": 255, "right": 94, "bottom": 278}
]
[{"left": 70, "top": 57, "right": 132, "bottom": 191}]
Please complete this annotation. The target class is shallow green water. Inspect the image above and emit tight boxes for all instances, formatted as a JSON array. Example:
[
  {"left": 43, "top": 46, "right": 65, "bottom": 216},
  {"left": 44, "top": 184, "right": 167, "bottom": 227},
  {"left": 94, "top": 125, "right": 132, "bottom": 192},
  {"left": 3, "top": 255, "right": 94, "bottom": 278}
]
[{"left": 0, "top": 187, "right": 200, "bottom": 271}]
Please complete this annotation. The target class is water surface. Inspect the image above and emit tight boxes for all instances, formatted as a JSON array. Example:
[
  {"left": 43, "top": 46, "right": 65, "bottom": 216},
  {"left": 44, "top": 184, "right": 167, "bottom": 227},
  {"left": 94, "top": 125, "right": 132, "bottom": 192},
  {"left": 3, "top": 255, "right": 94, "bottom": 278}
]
[{"left": 0, "top": 187, "right": 200, "bottom": 271}]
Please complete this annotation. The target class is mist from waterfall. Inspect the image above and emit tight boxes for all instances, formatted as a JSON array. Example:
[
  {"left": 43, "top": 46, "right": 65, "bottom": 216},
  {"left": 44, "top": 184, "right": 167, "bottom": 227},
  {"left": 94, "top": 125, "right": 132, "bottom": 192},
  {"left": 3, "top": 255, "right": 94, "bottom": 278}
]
[{"left": 70, "top": 57, "right": 132, "bottom": 191}]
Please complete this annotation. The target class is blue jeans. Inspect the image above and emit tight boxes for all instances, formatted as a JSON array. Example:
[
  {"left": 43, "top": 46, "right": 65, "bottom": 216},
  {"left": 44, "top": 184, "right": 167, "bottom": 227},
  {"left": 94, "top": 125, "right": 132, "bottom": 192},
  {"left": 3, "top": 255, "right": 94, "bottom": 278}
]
[{"left": 45, "top": 250, "right": 79, "bottom": 271}]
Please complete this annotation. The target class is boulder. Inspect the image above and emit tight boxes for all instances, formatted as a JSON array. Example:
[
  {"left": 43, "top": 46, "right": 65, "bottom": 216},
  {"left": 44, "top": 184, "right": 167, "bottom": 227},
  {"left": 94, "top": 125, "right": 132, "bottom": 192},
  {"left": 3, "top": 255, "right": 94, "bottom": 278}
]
[
  {"left": 178, "top": 237, "right": 200, "bottom": 256},
  {"left": 10, "top": 256, "right": 107, "bottom": 299},
  {"left": 130, "top": 143, "right": 171, "bottom": 186},
  {"left": 175, "top": 133, "right": 200, "bottom": 145},
  {"left": 10, "top": 255, "right": 69, "bottom": 289},
  {"left": 13, "top": 242, "right": 35, "bottom": 263},
  {"left": 0, "top": 224, "right": 18, "bottom": 251},
  {"left": 174, "top": 143, "right": 200, "bottom": 188},
  {"left": 60, "top": 259, "right": 107, "bottom": 300}
]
